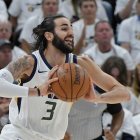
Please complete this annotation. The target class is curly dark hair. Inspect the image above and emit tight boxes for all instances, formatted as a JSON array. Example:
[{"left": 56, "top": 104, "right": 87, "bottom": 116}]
[
  {"left": 31, "top": 15, "right": 66, "bottom": 52},
  {"left": 101, "top": 56, "right": 128, "bottom": 86},
  {"left": 132, "top": 64, "right": 140, "bottom": 97}
]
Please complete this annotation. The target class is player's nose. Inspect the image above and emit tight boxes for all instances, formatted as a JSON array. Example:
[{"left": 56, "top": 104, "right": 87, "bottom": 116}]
[{"left": 68, "top": 29, "right": 74, "bottom": 38}]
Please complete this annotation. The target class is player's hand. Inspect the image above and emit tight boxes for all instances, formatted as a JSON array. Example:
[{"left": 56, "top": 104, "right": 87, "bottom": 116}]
[
  {"left": 83, "top": 77, "right": 99, "bottom": 102},
  {"left": 62, "top": 131, "right": 72, "bottom": 140},
  {"left": 40, "top": 65, "right": 58, "bottom": 96},
  {"left": 104, "top": 128, "right": 115, "bottom": 140}
]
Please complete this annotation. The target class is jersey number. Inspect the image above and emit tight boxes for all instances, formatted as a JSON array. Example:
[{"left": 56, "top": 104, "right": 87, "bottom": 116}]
[{"left": 42, "top": 101, "right": 57, "bottom": 120}]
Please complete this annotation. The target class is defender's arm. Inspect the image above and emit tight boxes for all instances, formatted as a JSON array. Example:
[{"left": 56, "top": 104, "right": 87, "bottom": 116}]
[{"left": 77, "top": 56, "right": 130, "bottom": 103}]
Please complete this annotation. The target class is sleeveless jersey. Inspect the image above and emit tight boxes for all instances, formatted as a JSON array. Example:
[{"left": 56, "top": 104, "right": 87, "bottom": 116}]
[{"left": 8, "top": 50, "right": 77, "bottom": 140}]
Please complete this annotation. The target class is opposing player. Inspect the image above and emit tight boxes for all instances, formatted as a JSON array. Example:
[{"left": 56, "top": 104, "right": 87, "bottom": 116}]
[{"left": 0, "top": 15, "right": 130, "bottom": 140}]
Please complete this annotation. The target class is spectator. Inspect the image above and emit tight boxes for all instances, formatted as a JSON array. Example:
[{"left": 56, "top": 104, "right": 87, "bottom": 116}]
[
  {"left": 0, "top": 40, "right": 14, "bottom": 132},
  {"left": 103, "top": 108, "right": 135, "bottom": 140},
  {"left": 67, "top": 54, "right": 124, "bottom": 140},
  {"left": 19, "top": 0, "right": 59, "bottom": 54},
  {"left": 101, "top": 56, "right": 140, "bottom": 139},
  {"left": 8, "top": 0, "right": 42, "bottom": 45},
  {"left": 85, "top": 20, "right": 134, "bottom": 85},
  {"left": 133, "top": 113, "right": 140, "bottom": 140},
  {"left": 3, "top": 0, "right": 12, "bottom": 9},
  {"left": 132, "top": 63, "right": 140, "bottom": 98},
  {"left": 102, "top": 0, "right": 117, "bottom": 33},
  {"left": 58, "top": 0, "right": 81, "bottom": 23},
  {"left": 67, "top": 88, "right": 124, "bottom": 140},
  {"left": 0, "top": 97, "right": 11, "bottom": 133},
  {"left": 135, "top": 53, "right": 140, "bottom": 67},
  {"left": 0, "top": 40, "right": 13, "bottom": 69},
  {"left": 118, "top": 0, "right": 140, "bottom": 63},
  {"left": 72, "top": 0, "right": 108, "bottom": 54},
  {"left": 0, "top": 0, "right": 8, "bottom": 20},
  {"left": 101, "top": 56, "right": 140, "bottom": 115},
  {"left": 115, "top": 0, "right": 137, "bottom": 22},
  {"left": 102, "top": 0, "right": 113, "bottom": 25},
  {"left": 0, "top": 19, "right": 27, "bottom": 61},
  {"left": 59, "top": 0, "right": 108, "bottom": 23},
  {"left": 114, "top": 0, "right": 137, "bottom": 37}
]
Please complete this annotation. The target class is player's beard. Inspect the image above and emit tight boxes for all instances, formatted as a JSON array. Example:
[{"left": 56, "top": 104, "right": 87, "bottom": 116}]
[{"left": 52, "top": 32, "right": 74, "bottom": 54}]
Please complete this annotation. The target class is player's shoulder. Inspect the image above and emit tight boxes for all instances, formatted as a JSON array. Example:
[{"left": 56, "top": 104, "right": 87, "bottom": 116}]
[
  {"left": 77, "top": 55, "right": 88, "bottom": 62},
  {"left": 5, "top": 54, "right": 35, "bottom": 80},
  {"left": 12, "top": 55, "right": 35, "bottom": 71},
  {"left": 77, "top": 55, "right": 95, "bottom": 66}
]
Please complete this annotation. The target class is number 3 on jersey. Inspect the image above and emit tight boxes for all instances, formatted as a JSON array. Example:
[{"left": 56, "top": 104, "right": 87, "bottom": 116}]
[{"left": 42, "top": 101, "right": 57, "bottom": 120}]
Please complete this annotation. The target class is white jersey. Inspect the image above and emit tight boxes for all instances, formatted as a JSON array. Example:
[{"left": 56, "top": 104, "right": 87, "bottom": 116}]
[{"left": 2, "top": 50, "right": 77, "bottom": 140}]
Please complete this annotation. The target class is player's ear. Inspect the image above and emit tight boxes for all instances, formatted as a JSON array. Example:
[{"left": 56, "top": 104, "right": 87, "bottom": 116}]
[{"left": 44, "top": 32, "right": 53, "bottom": 41}]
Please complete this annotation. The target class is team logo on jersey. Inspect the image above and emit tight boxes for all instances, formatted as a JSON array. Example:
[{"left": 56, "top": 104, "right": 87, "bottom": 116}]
[{"left": 38, "top": 70, "right": 48, "bottom": 73}]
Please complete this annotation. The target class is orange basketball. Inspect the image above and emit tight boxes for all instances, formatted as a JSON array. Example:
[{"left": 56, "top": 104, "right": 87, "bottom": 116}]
[{"left": 51, "top": 63, "right": 90, "bottom": 102}]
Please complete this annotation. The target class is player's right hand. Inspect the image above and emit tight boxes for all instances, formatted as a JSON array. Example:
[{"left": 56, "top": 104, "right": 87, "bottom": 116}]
[
  {"left": 83, "top": 77, "right": 99, "bottom": 102},
  {"left": 39, "top": 65, "right": 58, "bottom": 96}
]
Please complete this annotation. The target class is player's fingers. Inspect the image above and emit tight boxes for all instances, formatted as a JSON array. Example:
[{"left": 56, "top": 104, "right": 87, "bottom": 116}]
[
  {"left": 89, "top": 77, "right": 94, "bottom": 89},
  {"left": 47, "top": 77, "right": 58, "bottom": 85},
  {"left": 48, "top": 65, "right": 59, "bottom": 79},
  {"left": 47, "top": 89, "right": 53, "bottom": 95},
  {"left": 84, "top": 69, "right": 89, "bottom": 76}
]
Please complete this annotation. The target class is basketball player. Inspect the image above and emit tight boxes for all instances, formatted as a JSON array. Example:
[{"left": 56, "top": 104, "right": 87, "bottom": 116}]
[{"left": 0, "top": 15, "right": 130, "bottom": 140}]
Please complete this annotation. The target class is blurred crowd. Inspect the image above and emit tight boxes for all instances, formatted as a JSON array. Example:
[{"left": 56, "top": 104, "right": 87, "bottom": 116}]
[{"left": 0, "top": 0, "right": 140, "bottom": 140}]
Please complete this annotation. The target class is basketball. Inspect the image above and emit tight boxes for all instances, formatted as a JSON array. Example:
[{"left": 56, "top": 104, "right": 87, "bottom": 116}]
[{"left": 51, "top": 63, "right": 90, "bottom": 102}]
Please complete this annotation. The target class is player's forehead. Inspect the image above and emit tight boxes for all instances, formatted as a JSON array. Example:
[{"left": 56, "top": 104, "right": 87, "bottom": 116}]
[{"left": 54, "top": 17, "right": 72, "bottom": 28}]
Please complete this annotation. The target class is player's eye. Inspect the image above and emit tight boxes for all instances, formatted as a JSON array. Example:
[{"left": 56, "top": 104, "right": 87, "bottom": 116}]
[{"left": 62, "top": 28, "right": 67, "bottom": 31}]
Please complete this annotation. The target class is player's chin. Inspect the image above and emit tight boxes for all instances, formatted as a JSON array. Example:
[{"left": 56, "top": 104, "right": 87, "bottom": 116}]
[{"left": 65, "top": 43, "right": 74, "bottom": 49}]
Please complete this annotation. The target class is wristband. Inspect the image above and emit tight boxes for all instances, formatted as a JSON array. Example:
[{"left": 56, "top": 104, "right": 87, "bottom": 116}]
[{"left": 37, "top": 88, "right": 41, "bottom": 96}]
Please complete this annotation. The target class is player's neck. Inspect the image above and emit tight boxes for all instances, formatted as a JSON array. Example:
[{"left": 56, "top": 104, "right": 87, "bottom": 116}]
[{"left": 44, "top": 46, "right": 66, "bottom": 67}]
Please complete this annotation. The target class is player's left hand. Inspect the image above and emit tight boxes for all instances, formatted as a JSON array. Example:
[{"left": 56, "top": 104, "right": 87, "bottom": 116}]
[
  {"left": 104, "top": 128, "right": 115, "bottom": 140},
  {"left": 83, "top": 77, "right": 99, "bottom": 102}
]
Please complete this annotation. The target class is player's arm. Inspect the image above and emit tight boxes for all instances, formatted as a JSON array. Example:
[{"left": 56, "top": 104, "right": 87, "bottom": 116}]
[
  {"left": 77, "top": 56, "right": 131, "bottom": 103},
  {"left": 0, "top": 56, "right": 58, "bottom": 98}
]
